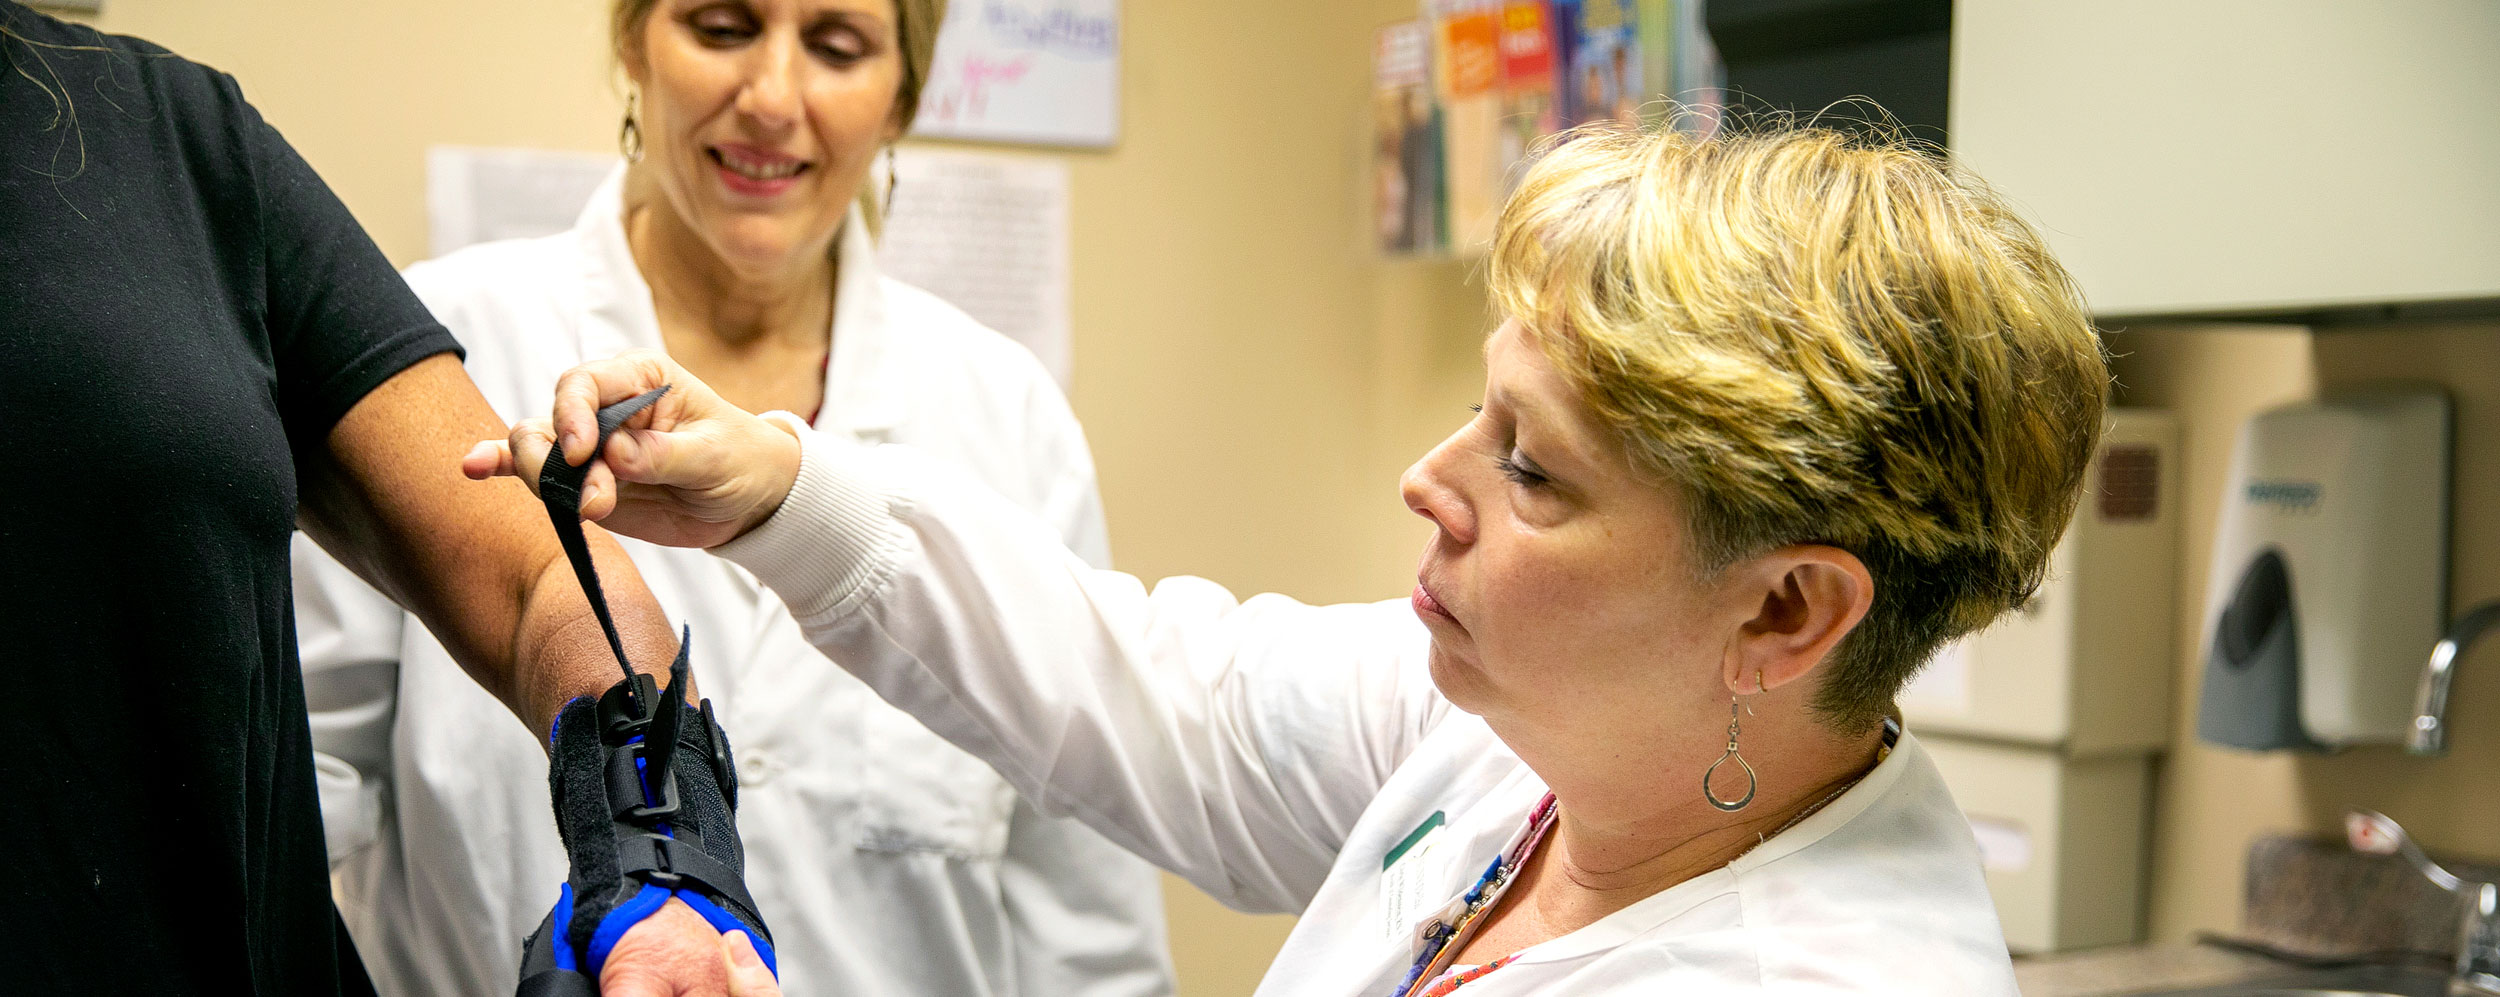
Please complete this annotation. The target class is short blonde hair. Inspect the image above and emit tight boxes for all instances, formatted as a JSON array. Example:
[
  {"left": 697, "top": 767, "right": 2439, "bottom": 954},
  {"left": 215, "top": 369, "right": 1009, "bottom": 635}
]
[{"left": 1490, "top": 122, "right": 2109, "bottom": 732}]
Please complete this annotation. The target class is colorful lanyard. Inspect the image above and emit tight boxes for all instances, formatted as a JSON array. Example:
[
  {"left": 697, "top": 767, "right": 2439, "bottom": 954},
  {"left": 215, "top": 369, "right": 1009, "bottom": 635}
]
[
  {"left": 1382, "top": 720, "right": 1899, "bottom": 996},
  {"left": 1387, "top": 793, "right": 1560, "bottom": 997}
]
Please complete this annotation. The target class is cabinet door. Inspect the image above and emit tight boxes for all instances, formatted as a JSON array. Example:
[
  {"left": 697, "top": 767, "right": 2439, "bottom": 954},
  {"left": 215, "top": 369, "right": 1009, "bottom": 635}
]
[
  {"left": 1950, "top": 0, "right": 2500, "bottom": 317},
  {"left": 1900, "top": 411, "right": 2180, "bottom": 755}
]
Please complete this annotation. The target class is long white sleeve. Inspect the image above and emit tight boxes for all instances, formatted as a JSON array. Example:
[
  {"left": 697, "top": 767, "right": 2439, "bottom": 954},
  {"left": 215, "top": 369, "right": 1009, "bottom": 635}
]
[
  {"left": 715, "top": 427, "right": 1450, "bottom": 914},
  {"left": 994, "top": 365, "right": 1174, "bottom": 995},
  {"left": 293, "top": 532, "right": 408, "bottom": 864}
]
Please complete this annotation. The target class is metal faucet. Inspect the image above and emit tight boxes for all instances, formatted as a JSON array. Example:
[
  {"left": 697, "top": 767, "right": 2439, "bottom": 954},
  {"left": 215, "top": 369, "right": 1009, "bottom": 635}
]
[
  {"left": 2410, "top": 600, "right": 2500, "bottom": 756},
  {"left": 2348, "top": 810, "right": 2500, "bottom": 994}
]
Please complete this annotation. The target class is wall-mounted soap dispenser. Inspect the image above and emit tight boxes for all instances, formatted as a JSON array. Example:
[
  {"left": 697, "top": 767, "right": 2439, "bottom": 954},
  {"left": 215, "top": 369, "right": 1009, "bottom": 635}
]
[{"left": 2197, "top": 389, "right": 2451, "bottom": 752}]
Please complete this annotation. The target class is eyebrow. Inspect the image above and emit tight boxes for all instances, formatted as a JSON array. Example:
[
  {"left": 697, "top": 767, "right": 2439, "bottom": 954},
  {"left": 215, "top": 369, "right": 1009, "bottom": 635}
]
[
  {"left": 1488, "top": 371, "right": 1599, "bottom": 480},
  {"left": 1488, "top": 379, "right": 1553, "bottom": 426}
]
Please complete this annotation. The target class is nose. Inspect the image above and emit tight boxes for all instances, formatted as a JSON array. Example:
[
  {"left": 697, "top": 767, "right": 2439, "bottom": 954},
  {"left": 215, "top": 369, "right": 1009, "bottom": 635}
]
[
  {"left": 736, "top": 30, "right": 805, "bottom": 128},
  {"left": 1400, "top": 434, "right": 1477, "bottom": 547}
]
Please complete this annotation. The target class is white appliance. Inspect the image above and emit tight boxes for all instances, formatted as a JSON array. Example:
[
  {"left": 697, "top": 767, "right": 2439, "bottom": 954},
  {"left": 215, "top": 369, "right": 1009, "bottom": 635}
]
[{"left": 2195, "top": 389, "right": 2451, "bottom": 751}]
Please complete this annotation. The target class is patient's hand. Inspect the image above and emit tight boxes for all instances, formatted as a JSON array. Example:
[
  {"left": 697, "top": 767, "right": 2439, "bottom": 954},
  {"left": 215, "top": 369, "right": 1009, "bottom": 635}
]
[{"left": 598, "top": 898, "right": 734, "bottom": 997}]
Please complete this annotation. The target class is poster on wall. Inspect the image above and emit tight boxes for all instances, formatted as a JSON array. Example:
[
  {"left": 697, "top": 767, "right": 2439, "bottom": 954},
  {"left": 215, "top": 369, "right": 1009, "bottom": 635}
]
[
  {"left": 912, "top": 0, "right": 1120, "bottom": 148},
  {"left": 1373, "top": 21, "right": 1438, "bottom": 254},
  {"left": 878, "top": 148, "right": 1074, "bottom": 388},
  {"left": 426, "top": 146, "right": 616, "bottom": 258}
]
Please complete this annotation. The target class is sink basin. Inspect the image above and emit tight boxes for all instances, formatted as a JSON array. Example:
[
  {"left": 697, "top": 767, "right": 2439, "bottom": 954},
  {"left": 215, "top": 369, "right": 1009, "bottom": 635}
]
[
  {"left": 2118, "top": 964, "right": 2451, "bottom": 997},
  {"left": 2178, "top": 992, "right": 2411, "bottom": 997}
]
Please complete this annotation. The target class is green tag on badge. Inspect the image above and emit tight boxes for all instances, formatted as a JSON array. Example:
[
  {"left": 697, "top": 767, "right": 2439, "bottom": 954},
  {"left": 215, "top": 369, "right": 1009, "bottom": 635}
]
[{"left": 1383, "top": 811, "right": 1447, "bottom": 871}]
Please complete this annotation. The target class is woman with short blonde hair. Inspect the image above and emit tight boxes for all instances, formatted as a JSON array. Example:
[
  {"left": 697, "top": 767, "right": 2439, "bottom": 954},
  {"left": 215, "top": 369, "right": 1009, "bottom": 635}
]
[
  {"left": 488, "top": 121, "right": 2107, "bottom": 994},
  {"left": 302, "top": 2, "right": 1174, "bottom": 994}
]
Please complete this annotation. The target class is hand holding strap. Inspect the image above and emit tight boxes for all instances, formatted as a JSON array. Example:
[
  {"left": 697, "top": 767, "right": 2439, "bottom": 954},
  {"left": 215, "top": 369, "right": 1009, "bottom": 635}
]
[{"left": 516, "top": 387, "right": 776, "bottom": 995}]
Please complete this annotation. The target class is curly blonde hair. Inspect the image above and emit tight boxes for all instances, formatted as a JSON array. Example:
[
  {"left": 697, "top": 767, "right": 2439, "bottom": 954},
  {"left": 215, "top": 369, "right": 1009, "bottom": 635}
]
[{"left": 1490, "top": 121, "right": 2109, "bottom": 732}]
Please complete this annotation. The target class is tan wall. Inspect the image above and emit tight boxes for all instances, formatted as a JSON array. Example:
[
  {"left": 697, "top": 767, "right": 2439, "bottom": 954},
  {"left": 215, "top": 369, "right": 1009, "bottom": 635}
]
[
  {"left": 58, "top": 0, "right": 1485, "bottom": 993},
  {"left": 2109, "top": 321, "right": 2500, "bottom": 943}
]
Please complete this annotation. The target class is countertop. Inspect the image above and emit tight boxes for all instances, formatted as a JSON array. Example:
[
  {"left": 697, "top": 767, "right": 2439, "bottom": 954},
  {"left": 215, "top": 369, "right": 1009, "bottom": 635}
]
[{"left": 2013, "top": 944, "right": 2299, "bottom": 997}]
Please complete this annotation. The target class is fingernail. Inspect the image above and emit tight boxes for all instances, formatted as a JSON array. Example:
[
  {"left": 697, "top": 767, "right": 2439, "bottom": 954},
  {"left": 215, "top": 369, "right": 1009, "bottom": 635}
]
[
  {"left": 581, "top": 483, "right": 601, "bottom": 509},
  {"left": 558, "top": 432, "right": 581, "bottom": 462}
]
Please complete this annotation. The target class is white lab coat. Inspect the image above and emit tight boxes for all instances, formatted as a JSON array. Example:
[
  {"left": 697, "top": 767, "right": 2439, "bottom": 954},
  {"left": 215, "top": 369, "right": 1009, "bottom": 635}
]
[
  {"left": 705, "top": 427, "right": 2027, "bottom": 996},
  {"left": 297, "top": 170, "right": 1173, "bottom": 997}
]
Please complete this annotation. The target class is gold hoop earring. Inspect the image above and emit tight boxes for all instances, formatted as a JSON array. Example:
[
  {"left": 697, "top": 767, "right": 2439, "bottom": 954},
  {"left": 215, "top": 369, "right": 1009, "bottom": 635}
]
[
  {"left": 1703, "top": 696, "right": 1758, "bottom": 812},
  {"left": 620, "top": 90, "right": 644, "bottom": 163}
]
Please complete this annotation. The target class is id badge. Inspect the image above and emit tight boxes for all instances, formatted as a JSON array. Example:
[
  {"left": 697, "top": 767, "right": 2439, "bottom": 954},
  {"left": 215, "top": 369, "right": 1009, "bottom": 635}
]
[{"left": 1379, "top": 811, "right": 1448, "bottom": 944}]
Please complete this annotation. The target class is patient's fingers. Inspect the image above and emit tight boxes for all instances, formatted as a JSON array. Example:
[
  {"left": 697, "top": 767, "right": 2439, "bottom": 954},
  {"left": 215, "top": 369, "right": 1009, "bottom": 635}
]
[{"left": 721, "top": 931, "right": 780, "bottom": 997}]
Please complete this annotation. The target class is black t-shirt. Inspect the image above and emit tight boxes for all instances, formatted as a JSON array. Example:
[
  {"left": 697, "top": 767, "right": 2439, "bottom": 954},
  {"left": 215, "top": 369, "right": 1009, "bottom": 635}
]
[{"left": 0, "top": 6, "right": 461, "bottom": 993}]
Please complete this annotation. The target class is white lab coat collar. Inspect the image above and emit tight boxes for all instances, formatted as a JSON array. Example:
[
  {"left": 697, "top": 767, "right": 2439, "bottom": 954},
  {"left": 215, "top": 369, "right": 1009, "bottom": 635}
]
[
  {"left": 569, "top": 166, "right": 904, "bottom": 439},
  {"left": 1496, "top": 729, "right": 1922, "bottom": 967}
]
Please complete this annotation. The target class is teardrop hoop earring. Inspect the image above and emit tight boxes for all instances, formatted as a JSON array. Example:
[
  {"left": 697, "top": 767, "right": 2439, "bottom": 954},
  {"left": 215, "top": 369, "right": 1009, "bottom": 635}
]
[
  {"left": 620, "top": 90, "right": 645, "bottom": 164},
  {"left": 1703, "top": 672, "right": 1762, "bottom": 812}
]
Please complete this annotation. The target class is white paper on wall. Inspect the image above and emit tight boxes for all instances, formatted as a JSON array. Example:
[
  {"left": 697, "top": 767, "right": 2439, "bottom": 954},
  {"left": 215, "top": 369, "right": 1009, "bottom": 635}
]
[
  {"left": 1900, "top": 637, "right": 1975, "bottom": 715},
  {"left": 912, "top": 0, "right": 1120, "bottom": 147},
  {"left": 877, "top": 147, "right": 1074, "bottom": 387},
  {"left": 425, "top": 146, "right": 617, "bottom": 258},
  {"left": 1966, "top": 815, "right": 2034, "bottom": 873}
]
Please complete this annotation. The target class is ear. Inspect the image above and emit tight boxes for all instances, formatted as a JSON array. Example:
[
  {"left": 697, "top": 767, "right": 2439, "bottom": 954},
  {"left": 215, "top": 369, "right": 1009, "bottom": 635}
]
[
  {"left": 882, "top": 96, "right": 912, "bottom": 144},
  {"left": 1722, "top": 545, "right": 1874, "bottom": 695},
  {"left": 618, "top": 19, "right": 653, "bottom": 88}
]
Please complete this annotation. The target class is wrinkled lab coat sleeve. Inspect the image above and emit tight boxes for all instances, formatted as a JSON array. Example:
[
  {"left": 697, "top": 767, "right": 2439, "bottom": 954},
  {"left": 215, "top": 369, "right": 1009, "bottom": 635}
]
[
  {"left": 996, "top": 366, "right": 1176, "bottom": 996},
  {"left": 718, "top": 424, "right": 1451, "bottom": 914}
]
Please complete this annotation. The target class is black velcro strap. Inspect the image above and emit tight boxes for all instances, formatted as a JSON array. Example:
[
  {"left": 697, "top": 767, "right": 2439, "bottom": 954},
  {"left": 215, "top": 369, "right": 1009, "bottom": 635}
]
[
  {"left": 535, "top": 385, "right": 671, "bottom": 705},
  {"left": 516, "top": 974, "right": 598, "bottom": 997},
  {"left": 520, "top": 384, "right": 773, "bottom": 990},
  {"left": 615, "top": 832, "right": 764, "bottom": 925}
]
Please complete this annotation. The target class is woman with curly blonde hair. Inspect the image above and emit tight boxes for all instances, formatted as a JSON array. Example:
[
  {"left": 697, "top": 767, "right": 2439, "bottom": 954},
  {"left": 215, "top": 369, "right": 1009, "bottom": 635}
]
[{"left": 485, "top": 120, "right": 2107, "bottom": 995}]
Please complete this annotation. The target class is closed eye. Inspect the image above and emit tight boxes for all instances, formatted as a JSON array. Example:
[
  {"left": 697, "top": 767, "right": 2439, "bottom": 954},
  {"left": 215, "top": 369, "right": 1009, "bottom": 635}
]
[
  {"left": 1496, "top": 451, "right": 1549, "bottom": 487},
  {"left": 689, "top": 4, "right": 760, "bottom": 44},
  {"left": 809, "top": 20, "right": 873, "bottom": 63}
]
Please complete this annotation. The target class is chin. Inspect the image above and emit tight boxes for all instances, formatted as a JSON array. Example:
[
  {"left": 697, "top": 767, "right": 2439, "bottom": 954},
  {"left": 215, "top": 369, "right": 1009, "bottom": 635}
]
[
  {"left": 706, "top": 224, "right": 812, "bottom": 272},
  {"left": 1424, "top": 641, "right": 1493, "bottom": 716}
]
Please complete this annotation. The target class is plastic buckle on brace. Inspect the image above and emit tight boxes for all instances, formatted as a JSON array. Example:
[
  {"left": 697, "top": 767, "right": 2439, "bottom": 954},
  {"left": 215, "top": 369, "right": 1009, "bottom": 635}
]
[
  {"left": 618, "top": 831, "right": 706, "bottom": 892},
  {"left": 700, "top": 699, "right": 737, "bottom": 811},
  {"left": 597, "top": 673, "right": 661, "bottom": 743},
  {"left": 604, "top": 739, "right": 684, "bottom": 824},
  {"left": 596, "top": 660, "right": 694, "bottom": 824}
]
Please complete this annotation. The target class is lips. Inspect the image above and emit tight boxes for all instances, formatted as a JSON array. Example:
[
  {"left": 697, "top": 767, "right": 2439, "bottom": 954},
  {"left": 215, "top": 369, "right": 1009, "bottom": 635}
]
[
  {"left": 1411, "top": 579, "right": 1460, "bottom": 628},
  {"left": 708, "top": 144, "right": 811, "bottom": 197}
]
